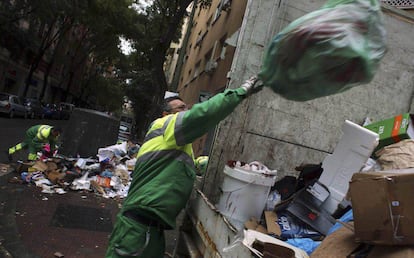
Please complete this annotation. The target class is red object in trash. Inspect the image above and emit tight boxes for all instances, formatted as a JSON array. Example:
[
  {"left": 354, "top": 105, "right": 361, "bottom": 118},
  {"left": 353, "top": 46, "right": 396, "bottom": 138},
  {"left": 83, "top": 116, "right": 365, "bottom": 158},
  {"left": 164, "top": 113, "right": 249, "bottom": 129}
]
[{"left": 95, "top": 175, "right": 111, "bottom": 188}]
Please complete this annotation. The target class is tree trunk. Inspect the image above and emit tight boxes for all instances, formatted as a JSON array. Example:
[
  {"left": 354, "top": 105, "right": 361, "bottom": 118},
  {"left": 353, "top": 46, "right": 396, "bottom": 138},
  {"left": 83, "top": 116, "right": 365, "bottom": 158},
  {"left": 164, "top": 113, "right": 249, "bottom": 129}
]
[{"left": 23, "top": 49, "right": 44, "bottom": 97}]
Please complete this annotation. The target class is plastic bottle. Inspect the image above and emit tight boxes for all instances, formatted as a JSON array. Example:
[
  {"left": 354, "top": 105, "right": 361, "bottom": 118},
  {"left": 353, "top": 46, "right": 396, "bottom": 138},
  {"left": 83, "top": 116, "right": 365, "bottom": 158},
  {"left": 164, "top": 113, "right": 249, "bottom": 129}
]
[{"left": 266, "top": 190, "right": 281, "bottom": 211}]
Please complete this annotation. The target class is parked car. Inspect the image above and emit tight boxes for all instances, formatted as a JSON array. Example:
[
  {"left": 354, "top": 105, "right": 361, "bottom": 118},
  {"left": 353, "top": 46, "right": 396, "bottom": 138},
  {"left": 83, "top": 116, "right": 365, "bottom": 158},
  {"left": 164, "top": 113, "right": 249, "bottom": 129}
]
[
  {"left": 118, "top": 123, "right": 131, "bottom": 142},
  {"left": 58, "top": 102, "right": 75, "bottom": 120},
  {"left": 42, "top": 103, "right": 60, "bottom": 119},
  {"left": 0, "top": 92, "right": 28, "bottom": 118},
  {"left": 24, "top": 98, "right": 44, "bottom": 119}
]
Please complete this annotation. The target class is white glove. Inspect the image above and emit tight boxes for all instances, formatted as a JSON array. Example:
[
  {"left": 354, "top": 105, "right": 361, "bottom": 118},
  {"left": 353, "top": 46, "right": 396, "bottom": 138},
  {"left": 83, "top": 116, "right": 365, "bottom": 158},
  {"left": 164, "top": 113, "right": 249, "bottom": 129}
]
[{"left": 241, "top": 76, "right": 264, "bottom": 95}]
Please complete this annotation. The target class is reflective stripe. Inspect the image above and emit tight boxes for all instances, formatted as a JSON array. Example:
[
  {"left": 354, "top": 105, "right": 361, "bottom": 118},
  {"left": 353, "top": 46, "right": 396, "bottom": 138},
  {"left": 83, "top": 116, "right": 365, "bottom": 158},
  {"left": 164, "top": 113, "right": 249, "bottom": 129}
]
[
  {"left": 28, "top": 153, "right": 37, "bottom": 160},
  {"left": 144, "top": 116, "right": 173, "bottom": 142},
  {"left": 174, "top": 112, "right": 187, "bottom": 146},
  {"left": 138, "top": 112, "right": 194, "bottom": 166},
  {"left": 9, "top": 143, "right": 23, "bottom": 154},
  {"left": 137, "top": 149, "right": 195, "bottom": 170},
  {"left": 37, "top": 125, "right": 52, "bottom": 140}
]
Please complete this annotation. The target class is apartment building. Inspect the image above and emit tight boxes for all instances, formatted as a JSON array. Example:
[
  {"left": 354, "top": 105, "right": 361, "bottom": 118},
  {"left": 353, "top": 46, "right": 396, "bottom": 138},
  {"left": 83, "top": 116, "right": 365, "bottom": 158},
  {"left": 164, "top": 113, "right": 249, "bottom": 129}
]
[
  {"left": 169, "top": 0, "right": 248, "bottom": 156},
  {"left": 0, "top": 15, "right": 90, "bottom": 105}
]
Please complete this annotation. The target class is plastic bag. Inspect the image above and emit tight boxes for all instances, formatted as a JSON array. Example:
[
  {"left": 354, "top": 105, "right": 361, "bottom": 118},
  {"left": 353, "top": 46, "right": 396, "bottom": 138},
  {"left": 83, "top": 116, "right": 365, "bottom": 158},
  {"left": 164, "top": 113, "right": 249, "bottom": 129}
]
[{"left": 258, "top": 0, "right": 387, "bottom": 101}]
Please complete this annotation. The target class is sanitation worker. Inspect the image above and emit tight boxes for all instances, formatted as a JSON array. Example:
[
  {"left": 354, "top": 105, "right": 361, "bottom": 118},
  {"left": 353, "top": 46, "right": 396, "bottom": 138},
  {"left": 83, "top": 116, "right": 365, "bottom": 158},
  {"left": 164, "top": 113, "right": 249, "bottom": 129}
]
[
  {"left": 106, "top": 77, "right": 263, "bottom": 257},
  {"left": 8, "top": 125, "right": 62, "bottom": 161}
]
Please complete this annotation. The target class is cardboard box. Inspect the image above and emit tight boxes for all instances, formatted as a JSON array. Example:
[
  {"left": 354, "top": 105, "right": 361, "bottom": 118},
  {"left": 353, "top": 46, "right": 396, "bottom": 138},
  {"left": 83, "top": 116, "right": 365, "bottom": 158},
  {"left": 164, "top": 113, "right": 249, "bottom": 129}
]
[
  {"left": 350, "top": 171, "right": 414, "bottom": 245},
  {"left": 367, "top": 245, "right": 414, "bottom": 258},
  {"left": 310, "top": 222, "right": 358, "bottom": 258},
  {"left": 311, "top": 222, "right": 414, "bottom": 257},
  {"left": 364, "top": 113, "right": 414, "bottom": 154},
  {"left": 264, "top": 211, "right": 281, "bottom": 236}
]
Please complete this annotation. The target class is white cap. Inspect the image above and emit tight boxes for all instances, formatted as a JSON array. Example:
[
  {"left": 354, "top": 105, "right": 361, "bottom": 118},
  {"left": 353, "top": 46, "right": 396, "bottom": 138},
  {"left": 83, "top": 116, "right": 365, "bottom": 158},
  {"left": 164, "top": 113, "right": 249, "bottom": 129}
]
[{"left": 164, "top": 91, "right": 179, "bottom": 99}]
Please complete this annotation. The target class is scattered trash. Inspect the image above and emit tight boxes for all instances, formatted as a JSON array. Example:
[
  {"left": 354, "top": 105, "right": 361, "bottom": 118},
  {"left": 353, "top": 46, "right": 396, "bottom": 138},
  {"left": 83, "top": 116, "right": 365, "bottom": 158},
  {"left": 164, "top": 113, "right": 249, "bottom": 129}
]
[
  {"left": 54, "top": 251, "right": 64, "bottom": 258},
  {"left": 6, "top": 140, "right": 137, "bottom": 200}
]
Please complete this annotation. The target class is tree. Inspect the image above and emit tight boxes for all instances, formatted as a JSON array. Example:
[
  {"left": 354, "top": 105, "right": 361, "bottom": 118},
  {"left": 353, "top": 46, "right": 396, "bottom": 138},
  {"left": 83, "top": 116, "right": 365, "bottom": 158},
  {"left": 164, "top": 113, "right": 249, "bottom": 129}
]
[
  {"left": 0, "top": 0, "right": 136, "bottom": 110},
  {"left": 122, "top": 0, "right": 212, "bottom": 140},
  {"left": 21, "top": 0, "right": 80, "bottom": 97}
]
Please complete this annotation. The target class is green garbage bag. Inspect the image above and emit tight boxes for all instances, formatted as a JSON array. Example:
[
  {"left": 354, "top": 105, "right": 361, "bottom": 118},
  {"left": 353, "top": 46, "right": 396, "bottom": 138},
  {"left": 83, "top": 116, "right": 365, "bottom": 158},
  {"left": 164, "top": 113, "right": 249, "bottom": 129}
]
[{"left": 258, "top": 0, "right": 387, "bottom": 101}]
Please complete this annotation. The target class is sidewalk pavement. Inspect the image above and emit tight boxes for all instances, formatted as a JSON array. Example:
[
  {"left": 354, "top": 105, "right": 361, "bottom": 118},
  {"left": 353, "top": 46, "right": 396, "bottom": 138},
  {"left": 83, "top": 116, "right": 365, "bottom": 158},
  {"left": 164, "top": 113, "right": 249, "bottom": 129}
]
[{"left": 0, "top": 163, "right": 179, "bottom": 258}]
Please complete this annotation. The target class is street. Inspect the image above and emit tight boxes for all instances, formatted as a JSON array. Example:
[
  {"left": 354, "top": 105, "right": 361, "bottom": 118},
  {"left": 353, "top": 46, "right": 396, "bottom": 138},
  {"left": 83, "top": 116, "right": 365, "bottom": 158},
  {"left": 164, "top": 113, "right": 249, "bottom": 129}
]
[{"left": 0, "top": 117, "right": 179, "bottom": 257}]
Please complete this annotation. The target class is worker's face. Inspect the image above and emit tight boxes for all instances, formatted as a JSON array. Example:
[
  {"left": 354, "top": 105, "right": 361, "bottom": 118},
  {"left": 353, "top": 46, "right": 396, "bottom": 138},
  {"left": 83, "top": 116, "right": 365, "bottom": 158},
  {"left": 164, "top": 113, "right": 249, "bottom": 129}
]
[{"left": 166, "top": 99, "right": 188, "bottom": 114}]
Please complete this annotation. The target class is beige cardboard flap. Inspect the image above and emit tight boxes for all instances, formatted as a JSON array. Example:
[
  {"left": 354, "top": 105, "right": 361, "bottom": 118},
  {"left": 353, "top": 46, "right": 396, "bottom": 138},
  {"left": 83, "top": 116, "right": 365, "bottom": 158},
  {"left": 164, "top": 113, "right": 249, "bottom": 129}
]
[{"left": 264, "top": 211, "right": 281, "bottom": 236}]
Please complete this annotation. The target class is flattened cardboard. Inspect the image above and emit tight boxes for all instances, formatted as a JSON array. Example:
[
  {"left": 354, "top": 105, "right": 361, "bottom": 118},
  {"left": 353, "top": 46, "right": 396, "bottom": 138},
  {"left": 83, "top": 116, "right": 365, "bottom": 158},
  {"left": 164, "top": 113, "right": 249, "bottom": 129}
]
[
  {"left": 244, "top": 217, "right": 268, "bottom": 234},
  {"left": 264, "top": 211, "right": 281, "bottom": 236},
  {"left": 45, "top": 170, "right": 65, "bottom": 184},
  {"left": 32, "top": 160, "right": 48, "bottom": 172},
  {"left": 310, "top": 222, "right": 358, "bottom": 258},
  {"left": 350, "top": 172, "right": 414, "bottom": 245}
]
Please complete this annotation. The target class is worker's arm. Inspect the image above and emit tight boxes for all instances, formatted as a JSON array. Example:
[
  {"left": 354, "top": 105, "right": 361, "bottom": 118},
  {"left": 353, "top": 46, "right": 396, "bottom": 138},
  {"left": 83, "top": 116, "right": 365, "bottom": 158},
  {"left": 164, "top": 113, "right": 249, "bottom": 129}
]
[
  {"left": 176, "top": 77, "right": 262, "bottom": 145},
  {"left": 49, "top": 137, "right": 58, "bottom": 152}
]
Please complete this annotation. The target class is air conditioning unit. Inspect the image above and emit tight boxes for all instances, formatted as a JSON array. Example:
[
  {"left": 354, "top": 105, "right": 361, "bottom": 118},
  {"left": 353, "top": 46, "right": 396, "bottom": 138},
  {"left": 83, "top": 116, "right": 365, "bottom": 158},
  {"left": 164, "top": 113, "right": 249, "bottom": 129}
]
[{"left": 204, "top": 60, "right": 217, "bottom": 74}]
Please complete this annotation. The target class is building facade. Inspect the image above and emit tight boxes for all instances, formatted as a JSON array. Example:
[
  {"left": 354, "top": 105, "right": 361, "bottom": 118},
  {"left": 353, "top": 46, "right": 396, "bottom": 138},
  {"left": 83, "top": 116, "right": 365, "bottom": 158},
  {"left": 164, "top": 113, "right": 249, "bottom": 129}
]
[
  {"left": 167, "top": 0, "right": 248, "bottom": 156},
  {"left": 0, "top": 14, "right": 90, "bottom": 105}
]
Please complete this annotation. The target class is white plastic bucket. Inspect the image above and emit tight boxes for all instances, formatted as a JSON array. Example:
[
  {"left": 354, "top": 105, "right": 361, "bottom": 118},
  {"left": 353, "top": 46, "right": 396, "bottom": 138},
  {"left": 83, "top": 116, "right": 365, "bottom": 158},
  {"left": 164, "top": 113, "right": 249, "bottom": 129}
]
[{"left": 217, "top": 165, "right": 277, "bottom": 230}]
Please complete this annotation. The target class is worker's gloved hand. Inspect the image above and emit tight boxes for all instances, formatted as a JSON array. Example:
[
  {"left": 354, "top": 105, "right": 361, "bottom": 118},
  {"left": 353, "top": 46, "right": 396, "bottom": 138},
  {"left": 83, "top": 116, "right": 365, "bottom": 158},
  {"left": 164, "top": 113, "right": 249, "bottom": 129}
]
[{"left": 241, "top": 76, "right": 264, "bottom": 95}]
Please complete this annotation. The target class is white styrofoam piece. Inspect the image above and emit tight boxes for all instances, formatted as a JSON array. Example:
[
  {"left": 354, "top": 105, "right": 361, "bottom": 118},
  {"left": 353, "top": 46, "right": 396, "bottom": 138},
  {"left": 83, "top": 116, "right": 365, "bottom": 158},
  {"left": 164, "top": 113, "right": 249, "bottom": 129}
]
[{"left": 319, "top": 120, "right": 379, "bottom": 214}]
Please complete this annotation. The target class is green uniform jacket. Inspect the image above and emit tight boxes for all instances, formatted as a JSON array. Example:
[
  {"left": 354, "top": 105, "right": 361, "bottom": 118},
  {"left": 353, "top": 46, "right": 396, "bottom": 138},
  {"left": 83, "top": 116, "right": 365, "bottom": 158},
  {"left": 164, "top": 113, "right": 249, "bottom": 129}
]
[
  {"left": 26, "top": 125, "right": 58, "bottom": 152},
  {"left": 122, "top": 87, "right": 248, "bottom": 229}
]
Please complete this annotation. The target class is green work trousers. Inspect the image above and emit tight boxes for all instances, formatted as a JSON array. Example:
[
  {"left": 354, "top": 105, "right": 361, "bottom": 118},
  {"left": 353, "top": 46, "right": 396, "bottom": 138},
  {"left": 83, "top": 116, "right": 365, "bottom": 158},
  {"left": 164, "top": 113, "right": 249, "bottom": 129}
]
[{"left": 106, "top": 214, "right": 165, "bottom": 258}]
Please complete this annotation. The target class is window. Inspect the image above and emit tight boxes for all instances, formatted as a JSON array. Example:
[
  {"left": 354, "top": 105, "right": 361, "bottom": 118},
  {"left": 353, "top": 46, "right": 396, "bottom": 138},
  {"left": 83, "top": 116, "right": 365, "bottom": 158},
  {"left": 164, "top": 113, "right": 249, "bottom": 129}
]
[
  {"left": 194, "top": 62, "right": 201, "bottom": 78},
  {"left": 195, "top": 30, "right": 208, "bottom": 47},
  {"left": 205, "top": 49, "right": 213, "bottom": 63},
  {"left": 206, "top": 16, "right": 212, "bottom": 27},
  {"left": 212, "top": 5, "right": 221, "bottom": 22},
  {"left": 204, "top": 49, "right": 216, "bottom": 75},
  {"left": 199, "top": 92, "right": 212, "bottom": 103},
  {"left": 212, "top": 0, "right": 232, "bottom": 22},
  {"left": 214, "top": 35, "right": 227, "bottom": 60}
]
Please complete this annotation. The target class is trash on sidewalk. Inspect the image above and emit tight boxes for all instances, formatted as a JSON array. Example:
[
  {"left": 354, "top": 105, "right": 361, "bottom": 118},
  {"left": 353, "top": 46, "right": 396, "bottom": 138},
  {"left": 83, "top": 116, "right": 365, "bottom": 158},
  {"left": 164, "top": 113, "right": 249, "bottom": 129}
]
[
  {"left": 0, "top": 163, "right": 13, "bottom": 176},
  {"left": 54, "top": 251, "right": 64, "bottom": 258},
  {"left": 6, "top": 141, "right": 138, "bottom": 199},
  {"left": 5, "top": 114, "right": 414, "bottom": 257}
]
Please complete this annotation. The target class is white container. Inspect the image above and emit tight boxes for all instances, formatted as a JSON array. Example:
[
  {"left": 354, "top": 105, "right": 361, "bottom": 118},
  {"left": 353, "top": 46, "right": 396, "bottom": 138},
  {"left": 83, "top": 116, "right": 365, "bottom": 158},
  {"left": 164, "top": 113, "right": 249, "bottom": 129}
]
[
  {"left": 319, "top": 120, "right": 379, "bottom": 215},
  {"left": 217, "top": 165, "right": 277, "bottom": 230}
]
